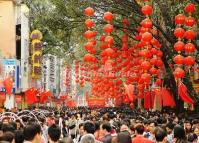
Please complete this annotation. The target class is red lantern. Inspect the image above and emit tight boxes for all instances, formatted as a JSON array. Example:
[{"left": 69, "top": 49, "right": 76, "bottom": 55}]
[
  {"left": 105, "top": 48, "right": 115, "bottom": 57},
  {"left": 156, "top": 51, "right": 163, "bottom": 58},
  {"left": 141, "top": 73, "right": 151, "bottom": 84},
  {"left": 184, "top": 30, "right": 196, "bottom": 40},
  {"left": 140, "top": 49, "right": 152, "bottom": 59},
  {"left": 84, "top": 7, "right": 94, "bottom": 16},
  {"left": 84, "top": 54, "right": 97, "bottom": 63},
  {"left": 85, "top": 19, "right": 94, "bottom": 28},
  {"left": 184, "top": 43, "right": 195, "bottom": 53},
  {"left": 175, "top": 14, "right": 185, "bottom": 25},
  {"left": 150, "top": 67, "right": 158, "bottom": 75},
  {"left": 84, "top": 30, "right": 97, "bottom": 39},
  {"left": 100, "top": 35, "right": 106, "bottom": 41},
  {"left": 173, "top": 67, "right": 185, "bottom": 78},
  {"left": 142, "top": 32, "right": 153, "bottom": 43},
  {"left": 156, "top": 79, "right": 162, "bottom": 86},
  {"left": 184, "top": 56, "right": 195, "bottom": 66},
  {"left": 184, "top": 3, "right": 195, "bottom": 14},
  {"left": 103, "top": 12, "right": 114, "bottom": 22},
  {"left": 150, "top": 58, "right": 157, "bottom": 65},
  {"left": 141, "top": 61, "right": 151, "bottom": 71},
  {"left": 84, "top": 42, "right": 94, "bottom": 51},
  {"left": 151, "top": 48, "right": 158, "bottom": 55},
  {"left": 174, "top": 41, "right": 185, "bottom": 52},
  {"left": 141, "top": 5, "right": 153, "bottom": 16},
  {"left": 100, "top": 43, "right": 108, "bottom": 50},
  {"left": 173, "top": 55, "right": 184, "bottom": 65},
  {"left": 141, "top": 18, "right": 153, "bottom": 28},
  {"left": 105, "top": 36, "right": 114, "bottom": 45},
  {"left": 103, "top": 24, "right": 114, "bottom": 34},
  {"left": 174, "top": 28, "right": 185, "bottom": 39},
  {"left": 185, "top": 16, "right": 196, "bottom": 27},
  {"left": 155, "top": 59, "right": 163, "bottom": 67}
]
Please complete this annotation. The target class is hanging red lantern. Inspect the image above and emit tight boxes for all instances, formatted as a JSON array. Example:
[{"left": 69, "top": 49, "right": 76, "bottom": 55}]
[
  {"left": 173, "top": 55, "right": 184, "bottom": 65},
  {"left": 100, "top": 43, "right": 108, "bottom": 50},
  {"left": 174, "top": 41, "right": 185, "bottom": 52},
  {"left": 150, "top": 67, "right": 158, "bottom": 75},
  {"left": 184, "top": 30, "right": 196, "bottom": 40},
  {"left": 103, "top": 12, "right": 114, "bottom": 22},
  {"left": 84, "top": 7, "right": 94, "bottom": 16},
  {"left": 84, "top": 54, "right": 97, "bottom": 63},
  {"left": 141, "top": 18, "right": 153, "bottom": 28},
  {"left": 84, "top": 42, "right": 94, "bottom": 51},
  {"left": 151, "top": 48, "right": 158, "bottom": 55},
  {"left": 141, "top": 73, "right": 151, "bottom": 84},
  {"left": 105, "top": 48, "right": 115, "bottom": 57},
  {"left": 100, "top": 35, "right": 106, "bottom": 41},
  {"left": 140, "top": 27, "right": 150, "bottom": 33},
  {"left": 84, "top": 30, "right": 97, "bottom": 39},
  {"left": 173, "top": 67, "right": 185, "bottom": 78},
  {"left": 174, "top": 28, "right": 185, "bottom": 39},
  {"left": 184, "top": 43, "right": 195, "bottom": 53},
  {"left": 140, "top": 49, "right": 152, "bottom": 59},
  {"left": 141, "top": 5, "right": 153, "bottom": 16},
  {"left": 150, "top": 58, "right": 157, "bottom": 65},
  {"left": 156, "top": 51, "right": 163, "bottom": 58},
  {"left": 103, "top": 24, "right": 114, "bottom": 34},
  {"left": 185, "top": 16, "right": 196, "bottom": 27},
  {"left": 175, "top": 14, "right": 185, "bottom": 25},
  {"left": 85, "top": 19, "right": 94, "bottom": 28},
  {"left": 184, "top": 56, "right": 195, "bottom": 66},
  {"left": 105, "top": 36, "right": 114, "bottom": 45},
  {"left": 141, "top": 61, "right": 151, "bottom": 71},
  {"left": 184, "top": 3, "right": 195, "bottom": 14},
  {"left": 155, "top": 59, "right": 163, "bottom": 67},
  {"left": 142, "top": 32, "right": 153, "bottom": 43}
]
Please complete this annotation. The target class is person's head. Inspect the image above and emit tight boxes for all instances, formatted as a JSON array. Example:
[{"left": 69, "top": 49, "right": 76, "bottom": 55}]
[
  {"left": 80, "top": 134, "right": 95, "bottom": 143},
  {"left": 185, "top": 121, "right": 192, "bottom": 132},
  {"left": 83, "top": 121, "right": 95, "bottom": 135},
  {"left": 188, "top": 133, "right": 198, "bottom": 143},
  {"left": 166, "top": 122, "right": 174, "bottom": 134},
  {"left": 101, "top": 122, "right": 112, "bottom": 135},
  {"left": 154, "top": 127, "right": 167, "bottom": 143},
  {"left": 2, "top": 118, "right": 9, "bottom": 125},
  {"left": 79, "top": 123, "right": 84, "bottom": 136},
  {"left": 14, "top": 130, "right": 24, "bottom": 143},
  {"left": 148, "top": 121, "right": 157, "bottom": 132},
  {"left": 0, "top": 131, "right": 14, "bottom": 143},
  {"left": 174, "top": 125, "right": 186, "bottom": 139},
  {"left": 1, "top": 124, "right": 15, "bottom": 133},
  {"left": 59, "top": 137, "right": 74, "bottom": 143},
  {"left": 194, "top": 126, "right": 199, "bottom": 136},
  {"left": 48, "top": 124, "right": 61, "bottom": 142},
  {"left": 15, "top": 120, "right": 22, "bottom": 130},
  {"left": 135, "top": 124, "right": 145, "bottom": 135},
  {"left": 117, "top": 132, "right": 131, "bottom": 143},
  {"left": 23, "top": 123, "right": 42, "bottom": 143}
]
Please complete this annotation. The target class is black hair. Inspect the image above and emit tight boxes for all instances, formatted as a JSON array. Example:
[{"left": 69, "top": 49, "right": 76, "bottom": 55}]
[
  {"left": 135, "top": 124, "right": 145, "bottom": 135},
  {"left": 117, "top": 132, "right": 131, "bottom": 143},
  {"left": 0, "top": 131, "right": 14, "bottom": 142},
  {"left": 15, "top": 130, "right": 24, "bottom": 143},
  {"left": 174, "top": 125, "right": 186, "bottom": 139},
  {"left": 1, "top": 124, "right": 15, "bottom": 133},
  {"left": 83, "top": 121, "right": 95, "bottom": 134},
  {"left": 102, "top": 122, "right": 112, "bottom": 133},
  {"left": 48, "top": 124, "right": 61, "bottom": 142},
  {"left": 155, "top": 127, "right": 167, "bottom": 142},
  {"left": 23, "top": 123, "right": 41, "bottom": 141}
]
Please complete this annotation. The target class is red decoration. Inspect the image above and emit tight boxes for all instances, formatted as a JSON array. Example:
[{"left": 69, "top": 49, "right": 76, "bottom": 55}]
[
  {"left": 122, "top": 18, "right": 129, "bottom": 25},
  {"left": 173, "top": 55, "right": 184, "bottom": 65},
  {"left": 103, "top": 12, "right": 114, "bottom": 21},
  {"left": 184, "top": 3, "right": 195, "bottom": 14},
  {"left": 3, "top": 77, "right": 13, "bottom": 96},
  {"left": 141, "top": 73, "right": 151, "bottom": 84},
  {"left": 103, "top": 24, "right": 114, "bottom": 34},
  {"left": 105, "top": 36, "right": 114, "bottom": 45},
  {"left": 175, "top": 14, "right": 185, "bottom": 25},
  {"left": 184, "top": 56, "right": 195, "bottom": 66},
  {"left": 184, "top": 30, "right": 196, "bottom": 40},
  {"left": 178, "top": 82, "right": 194, "bottom": 104},
  {"left": 141, "top": 61, "right": 151, "bottom": 71},
  {"left": 162, "top": 88, "right": 176, "bottom": 107},
  {"left": 141, "top": 5, "right": 153, "bottom": 16},
  {"left": 84, "top": 54, "right": 97, "bottom": 63},
  {"left": 84, "top": 30, "right": 97, "bottom": 39},
  {"left": 85, "top": 19, "right": 94, "bottom": 28},
  {"left": 142, "top": 32, "right": 153, "bottom": 43},
  {"left": 174, "top": 41, "right": 185, "bottom": 52},
  {"left": 174, "top": 28, "right": 185, "bottom": 39},
  {"left": 141, "top": 18, "right": 153, "bottom": 28},
  {"left": 84, "top": 7, "right": 94, "bottom": 16},
  {"left": 184, "top": 43, "right": 195, "bottom": 53},
  {"left": 185, "top": 16, "right": 196, "bottom": 27},
  {"left": 173, "top": 67, "right": 185, "bottom": 78},
  {"left": 84, "top": 42, "right": 94, "bottom": 52}
]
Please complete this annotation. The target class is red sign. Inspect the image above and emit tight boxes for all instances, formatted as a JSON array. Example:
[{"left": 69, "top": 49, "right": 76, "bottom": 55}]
[
  {"left": 87, "top": 97, "right": 106, "bottom": 107},
  {"left": 15, "top": 95, "right": 22, "bottom": 103}
]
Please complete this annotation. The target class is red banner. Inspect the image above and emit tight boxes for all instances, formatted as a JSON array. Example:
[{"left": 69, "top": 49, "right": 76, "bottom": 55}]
[{"left": 87, "top": 97, "right": 106, "bottom": 107}]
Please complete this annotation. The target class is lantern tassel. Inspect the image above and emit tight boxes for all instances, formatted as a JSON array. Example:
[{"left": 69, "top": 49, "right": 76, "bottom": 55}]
[{"left": 178, "top": 82, "right": 194, "bottom": 104}]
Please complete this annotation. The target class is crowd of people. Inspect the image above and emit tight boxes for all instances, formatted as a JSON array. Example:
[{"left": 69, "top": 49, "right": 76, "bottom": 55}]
[{"left": 0, "top": 106, "right": 198, "bottom": 143}]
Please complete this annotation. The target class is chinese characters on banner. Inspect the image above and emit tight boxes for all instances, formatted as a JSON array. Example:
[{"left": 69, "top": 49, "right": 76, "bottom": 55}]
[{"left": 30, "top": 30, "right": 43, "bottom": 79}]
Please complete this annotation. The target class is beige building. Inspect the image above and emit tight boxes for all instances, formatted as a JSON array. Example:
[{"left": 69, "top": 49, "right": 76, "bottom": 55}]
[{"left": 0, "top": 0, "right": 16, "bottom": 58}]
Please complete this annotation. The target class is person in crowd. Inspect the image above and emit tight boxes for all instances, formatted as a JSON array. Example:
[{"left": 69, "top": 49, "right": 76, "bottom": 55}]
[
  {"left": 166, "top": 122, "right": 174, "bottom": 143},
  {"left": 14, "top": 130, "right": 24, "bottom": 143},
  {"left": 185, "top": 121, "right": 192, "bottom": 135},
  {"left": 81, "top": 134, "right": 95, "bottom": 143},
  {"left": 172, "top": 125, "right": 188, "bottom": 143},
  {"left": 59, "top": 136, "right": 74, "bottom": 143},
  {"left": 0, "top": 131, "right": 14, "bottom": 143},
  {"left": 101, "top": 123, "right": 112, "bottom": 143},
  {"left": 23, "top": 123, "right": 42, "bottom": 143},
  {"left": 187, "top": 133, "right": 198, "bottom": 143},
  {"left": 116, "top": 132, "right": 131, "bottom": 143},
  {"left": 76, "top": 123, "right": 84, "bottom": 143},
  {"left": 132, "top": 124, "right": 153, "bottom": 143},
  {"left": 154, "top": 127, "right": 167, "bottom": 143},
  {"left": 48, "top": 124, "right": 61, "bottom": 143}
]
